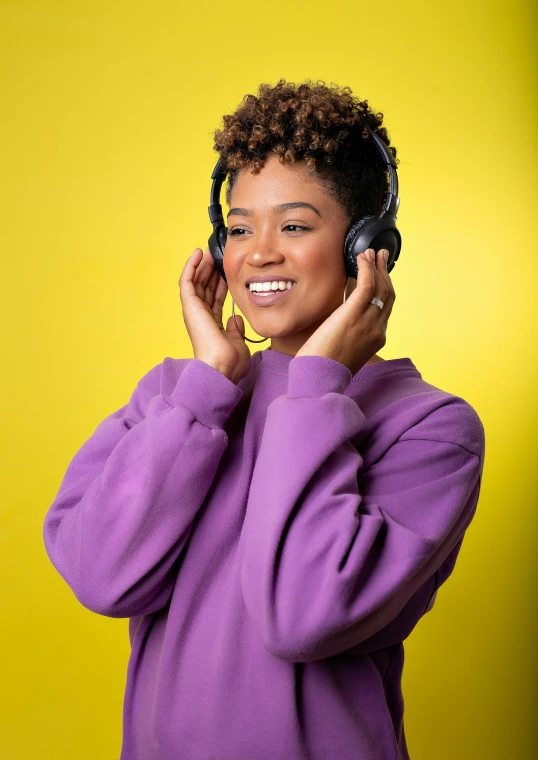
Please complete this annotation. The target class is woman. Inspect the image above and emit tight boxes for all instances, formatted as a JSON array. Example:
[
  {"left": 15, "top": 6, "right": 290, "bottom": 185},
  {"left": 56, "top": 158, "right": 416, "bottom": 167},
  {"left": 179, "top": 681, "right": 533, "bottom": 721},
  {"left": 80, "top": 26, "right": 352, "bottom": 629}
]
[{"left": 43, "top": 79, "right": 485, "bottom": 760}]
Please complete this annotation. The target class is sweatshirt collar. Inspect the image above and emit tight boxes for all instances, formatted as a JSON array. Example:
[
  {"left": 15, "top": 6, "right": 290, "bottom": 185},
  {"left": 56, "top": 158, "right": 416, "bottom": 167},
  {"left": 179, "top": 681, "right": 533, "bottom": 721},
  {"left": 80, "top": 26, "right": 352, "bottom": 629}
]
[{"left": 256, "top": 347, "right": 419, "bottom": 384}]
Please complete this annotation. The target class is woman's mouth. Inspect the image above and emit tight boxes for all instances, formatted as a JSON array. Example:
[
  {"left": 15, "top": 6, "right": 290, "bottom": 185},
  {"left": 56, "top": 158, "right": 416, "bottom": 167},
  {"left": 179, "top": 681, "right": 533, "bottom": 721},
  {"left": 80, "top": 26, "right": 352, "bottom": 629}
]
[{"left": 245, "top": 282, "right": 297, "bottom": 306}]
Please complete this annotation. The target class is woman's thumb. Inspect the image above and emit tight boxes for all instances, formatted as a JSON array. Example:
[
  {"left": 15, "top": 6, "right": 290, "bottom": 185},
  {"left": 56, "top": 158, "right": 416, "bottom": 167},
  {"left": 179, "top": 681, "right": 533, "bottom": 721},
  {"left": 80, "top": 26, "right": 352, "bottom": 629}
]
[{"left": 226, "top": 314, "right": 245, "bottom": 338}]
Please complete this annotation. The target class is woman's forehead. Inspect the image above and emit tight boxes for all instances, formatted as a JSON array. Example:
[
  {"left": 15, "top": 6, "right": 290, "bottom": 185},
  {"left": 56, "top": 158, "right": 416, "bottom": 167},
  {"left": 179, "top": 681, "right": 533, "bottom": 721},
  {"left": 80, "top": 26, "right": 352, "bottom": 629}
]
[{"left": 230, "top": 158, "right": 332, "bottom": 210}]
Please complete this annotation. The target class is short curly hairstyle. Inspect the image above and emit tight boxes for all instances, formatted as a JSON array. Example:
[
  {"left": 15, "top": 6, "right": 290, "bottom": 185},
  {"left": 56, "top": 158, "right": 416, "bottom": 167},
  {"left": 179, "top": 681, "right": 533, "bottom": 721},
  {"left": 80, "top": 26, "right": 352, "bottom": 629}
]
[{"left": 212, "top": 78, "right": 399, "bottom": 225}]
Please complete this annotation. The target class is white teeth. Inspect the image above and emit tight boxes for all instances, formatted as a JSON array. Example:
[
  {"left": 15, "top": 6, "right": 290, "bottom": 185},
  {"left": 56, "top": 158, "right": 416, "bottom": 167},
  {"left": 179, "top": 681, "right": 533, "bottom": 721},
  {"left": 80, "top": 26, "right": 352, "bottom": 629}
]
[{"left": 248, "top": 281, "right": 296, "bottom": 292}]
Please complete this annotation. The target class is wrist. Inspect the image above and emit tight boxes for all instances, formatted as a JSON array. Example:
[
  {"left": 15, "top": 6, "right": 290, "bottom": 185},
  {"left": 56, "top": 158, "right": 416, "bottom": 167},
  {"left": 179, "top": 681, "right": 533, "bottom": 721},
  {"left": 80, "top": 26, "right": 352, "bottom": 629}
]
[{"left": 194, "top": 356, "right": 236, "bottom": 383}]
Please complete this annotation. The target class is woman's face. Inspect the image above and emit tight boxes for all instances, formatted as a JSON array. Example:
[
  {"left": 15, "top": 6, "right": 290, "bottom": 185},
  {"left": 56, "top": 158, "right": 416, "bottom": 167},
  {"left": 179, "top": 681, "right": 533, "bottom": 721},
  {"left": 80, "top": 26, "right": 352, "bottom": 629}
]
[{"left": 223, "top": 153, "right": 351, "bottom": 356}]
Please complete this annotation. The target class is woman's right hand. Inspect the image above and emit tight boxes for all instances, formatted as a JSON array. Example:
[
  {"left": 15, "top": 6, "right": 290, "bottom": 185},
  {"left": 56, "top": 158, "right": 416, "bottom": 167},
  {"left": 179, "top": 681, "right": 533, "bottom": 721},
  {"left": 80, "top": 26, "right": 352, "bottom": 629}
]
[{"left": 179, "top": 247, "right": 252, "bottom": 385}]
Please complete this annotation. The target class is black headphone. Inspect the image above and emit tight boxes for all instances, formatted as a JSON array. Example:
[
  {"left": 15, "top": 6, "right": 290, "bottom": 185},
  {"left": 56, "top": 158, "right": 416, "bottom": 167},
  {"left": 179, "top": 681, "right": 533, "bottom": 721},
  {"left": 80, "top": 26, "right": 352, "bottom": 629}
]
[{"left": 208, "top": 130, "right": 401, "bottom": 282}]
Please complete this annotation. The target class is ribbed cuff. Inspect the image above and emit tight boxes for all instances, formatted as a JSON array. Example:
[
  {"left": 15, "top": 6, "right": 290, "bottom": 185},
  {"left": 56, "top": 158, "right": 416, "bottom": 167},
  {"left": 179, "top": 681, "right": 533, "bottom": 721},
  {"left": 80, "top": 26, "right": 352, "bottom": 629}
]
[
  {"left": 165, "top": 359, "right": 244, "bottom": 429},
  {"left": 287, "top": 355, "right": 353, "bottom": 398}
]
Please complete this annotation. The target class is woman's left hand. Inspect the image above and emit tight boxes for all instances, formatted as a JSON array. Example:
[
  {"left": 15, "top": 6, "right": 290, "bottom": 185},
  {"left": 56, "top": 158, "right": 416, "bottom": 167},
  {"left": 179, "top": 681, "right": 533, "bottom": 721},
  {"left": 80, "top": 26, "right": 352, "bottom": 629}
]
[{"left": 295, "top": 248, "right": 395, "bottom": 376}]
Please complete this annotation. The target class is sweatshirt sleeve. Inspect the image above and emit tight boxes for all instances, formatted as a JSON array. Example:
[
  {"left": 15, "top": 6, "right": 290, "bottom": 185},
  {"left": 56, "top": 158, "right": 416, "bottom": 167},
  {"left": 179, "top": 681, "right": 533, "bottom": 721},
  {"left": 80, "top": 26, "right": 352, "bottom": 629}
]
[
  {"left": 43, "top": 358, "right": 243, "bottom": 619},
  {"left": 240, "top": 355, "right": 485, "bottom": 662}
]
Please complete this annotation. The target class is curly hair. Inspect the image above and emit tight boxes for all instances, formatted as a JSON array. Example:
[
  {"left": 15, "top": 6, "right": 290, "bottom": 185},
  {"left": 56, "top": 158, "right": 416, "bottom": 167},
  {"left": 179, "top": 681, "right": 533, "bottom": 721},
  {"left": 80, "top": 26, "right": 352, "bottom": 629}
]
[{"left": 212, "top": 78, "right": 399, "bottom": 225}]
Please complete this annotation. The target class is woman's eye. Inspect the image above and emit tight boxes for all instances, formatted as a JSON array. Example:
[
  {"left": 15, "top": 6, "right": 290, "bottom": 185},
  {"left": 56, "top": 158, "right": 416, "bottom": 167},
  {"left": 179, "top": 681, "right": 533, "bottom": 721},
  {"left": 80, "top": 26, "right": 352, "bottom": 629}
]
[
  {"left": 282, "top": 224, "right": 309, "bottom": 233},
  {"left": 228, "top": 224, "right": 310, "bottom": 237}
]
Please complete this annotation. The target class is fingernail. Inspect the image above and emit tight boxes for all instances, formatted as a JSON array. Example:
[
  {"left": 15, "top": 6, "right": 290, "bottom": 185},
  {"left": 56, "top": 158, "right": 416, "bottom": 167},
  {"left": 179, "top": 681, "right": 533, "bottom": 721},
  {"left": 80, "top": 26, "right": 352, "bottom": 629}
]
[{"left": 383, "top": 250, "right": 388, "bottom": 262}]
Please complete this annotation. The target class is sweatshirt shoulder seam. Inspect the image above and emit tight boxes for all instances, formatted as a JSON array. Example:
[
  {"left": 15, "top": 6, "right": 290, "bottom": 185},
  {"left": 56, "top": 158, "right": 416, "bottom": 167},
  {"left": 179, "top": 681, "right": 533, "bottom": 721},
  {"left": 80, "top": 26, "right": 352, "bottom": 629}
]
[{"left": 396, "top": 436, "right": 483, "bottom": 461}]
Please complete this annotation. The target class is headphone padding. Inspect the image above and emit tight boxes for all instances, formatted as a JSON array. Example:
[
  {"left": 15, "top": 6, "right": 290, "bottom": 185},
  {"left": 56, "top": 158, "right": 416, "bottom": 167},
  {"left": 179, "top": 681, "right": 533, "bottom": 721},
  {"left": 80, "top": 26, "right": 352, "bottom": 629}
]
[
  {"left": 343, "top": 216, "right": 378, "bottom": 278},
  {"left": 208, "top": 225, "right": 228, "bottom": 282}
]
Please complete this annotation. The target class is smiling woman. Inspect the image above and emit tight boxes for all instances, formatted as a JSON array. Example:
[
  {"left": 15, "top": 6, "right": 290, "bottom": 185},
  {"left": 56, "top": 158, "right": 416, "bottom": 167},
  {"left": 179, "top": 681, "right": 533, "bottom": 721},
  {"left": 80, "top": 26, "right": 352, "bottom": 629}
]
[
  {"left": 207, "top": 77, "right": 399, "bottom": 359},
  {"left": 43, "top": 78, "right": 485, "bottom": 760}
]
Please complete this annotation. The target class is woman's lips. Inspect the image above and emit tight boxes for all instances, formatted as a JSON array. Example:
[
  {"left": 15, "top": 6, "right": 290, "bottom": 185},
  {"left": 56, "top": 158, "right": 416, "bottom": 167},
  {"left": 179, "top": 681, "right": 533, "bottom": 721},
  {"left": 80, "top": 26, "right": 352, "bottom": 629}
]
[{"left": 245, "top": 286, "right": 295, "bottom": 306}]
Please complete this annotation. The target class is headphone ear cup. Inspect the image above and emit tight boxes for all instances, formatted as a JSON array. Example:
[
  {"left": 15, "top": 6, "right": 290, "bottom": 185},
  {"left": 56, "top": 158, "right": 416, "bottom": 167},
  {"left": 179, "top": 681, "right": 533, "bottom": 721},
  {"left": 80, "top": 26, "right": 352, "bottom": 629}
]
[
  {"left": 344, "top": 216, "right": 402, "bottom": 276},
  {"left": 217, "top": 226, "right": 228, "bottom": 254},
  {"left": 343, "top": 216, "right": 378, "bottom": 278},
  {"left": 208, "top": 225, "right": 228, "bottom": 282}
]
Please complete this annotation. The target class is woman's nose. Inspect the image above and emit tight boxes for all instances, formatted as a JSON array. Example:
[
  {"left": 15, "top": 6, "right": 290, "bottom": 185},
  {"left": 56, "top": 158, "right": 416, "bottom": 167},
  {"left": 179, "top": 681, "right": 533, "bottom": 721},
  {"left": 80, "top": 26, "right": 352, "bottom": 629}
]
[{"left": 246, "top": 232, "right": 283, "bottom": 263}]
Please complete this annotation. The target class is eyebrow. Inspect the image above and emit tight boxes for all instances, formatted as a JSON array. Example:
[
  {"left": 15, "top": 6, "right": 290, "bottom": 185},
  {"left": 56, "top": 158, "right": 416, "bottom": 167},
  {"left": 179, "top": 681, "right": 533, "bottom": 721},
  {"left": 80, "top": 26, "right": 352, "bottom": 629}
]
[{"left": 227, "top": 202, "right": 321, "bottom": 218}]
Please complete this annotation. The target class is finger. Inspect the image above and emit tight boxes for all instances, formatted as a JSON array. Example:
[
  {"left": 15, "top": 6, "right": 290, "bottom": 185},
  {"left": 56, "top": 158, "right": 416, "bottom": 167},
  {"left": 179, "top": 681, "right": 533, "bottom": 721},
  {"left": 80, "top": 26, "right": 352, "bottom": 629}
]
[
  {"left": 349, "top": 249, "right": 376, "bottom": 311},
  {"left": 366, "top": 250, "right": 390, "bottom": 325},
  {"left": 204, "top": 265, "right": 221, "bottom": 309},
  {"left": 365, "top": 250, "right": 389, "bottom": 315},
  {"left": 353, "top": 249, "right": 392, "bottom": 327},
  {"left": 369, "top": 249, "right": 389, "bottom": 306},
  {"left": 374, "top": 249, "right": 395, "bottom": 293},
  {"left": 211, "top": 271, "right": 229, "bottom": 326},
  {"left": 226, "top": 313, "right": 245, "bottom": 338},
  {"left": 192, "top": 247, "right": 215, "bottom": 302},
  {"left": 373, "top": 248, "right": 396, "bottom": 326},
  {"left": 179, "top": 248, "right": 204, "bottom": 301},
  {"left": 192, "top": 246, "right": 212, "bottom": 279}
]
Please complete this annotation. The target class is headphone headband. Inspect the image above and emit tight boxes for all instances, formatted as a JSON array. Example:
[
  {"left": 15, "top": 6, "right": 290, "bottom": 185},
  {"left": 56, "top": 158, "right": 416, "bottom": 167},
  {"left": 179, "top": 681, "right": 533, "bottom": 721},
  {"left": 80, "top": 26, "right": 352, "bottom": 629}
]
[
  {"left": 208, "top": 162, "right": 227, "bottom": 229},
  {"left": 369, "top": 132, "right": 400, "bottom": 217}
]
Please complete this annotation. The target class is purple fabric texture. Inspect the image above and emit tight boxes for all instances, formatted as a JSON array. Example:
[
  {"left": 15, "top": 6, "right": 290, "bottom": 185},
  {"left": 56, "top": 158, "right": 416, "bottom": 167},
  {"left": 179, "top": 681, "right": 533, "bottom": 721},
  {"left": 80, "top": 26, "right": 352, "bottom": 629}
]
[{"left": 43, "top": 348, "right": 485, "bottom": 760}]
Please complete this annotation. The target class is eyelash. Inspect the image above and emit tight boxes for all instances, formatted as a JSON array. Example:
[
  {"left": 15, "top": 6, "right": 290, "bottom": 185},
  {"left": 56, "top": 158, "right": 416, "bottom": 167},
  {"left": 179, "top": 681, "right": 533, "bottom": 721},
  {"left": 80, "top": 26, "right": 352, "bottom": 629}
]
[{"left": 227, "top": 224, "right": 311, "bottom": 237}]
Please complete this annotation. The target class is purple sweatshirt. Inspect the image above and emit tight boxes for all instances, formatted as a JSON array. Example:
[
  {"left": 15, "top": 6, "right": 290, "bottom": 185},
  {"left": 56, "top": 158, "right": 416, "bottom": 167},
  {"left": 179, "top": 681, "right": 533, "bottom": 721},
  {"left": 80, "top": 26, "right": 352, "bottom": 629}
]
[{"left": 43, "top": 348, "right": 485, "bottom": 760}]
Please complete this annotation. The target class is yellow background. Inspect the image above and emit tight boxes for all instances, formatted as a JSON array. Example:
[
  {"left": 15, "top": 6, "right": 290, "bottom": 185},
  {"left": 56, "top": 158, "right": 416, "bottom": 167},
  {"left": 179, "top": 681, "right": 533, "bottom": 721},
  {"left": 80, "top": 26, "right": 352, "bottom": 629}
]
[{"left": 1, "top": 0, "right": 536, "bottom": 758}]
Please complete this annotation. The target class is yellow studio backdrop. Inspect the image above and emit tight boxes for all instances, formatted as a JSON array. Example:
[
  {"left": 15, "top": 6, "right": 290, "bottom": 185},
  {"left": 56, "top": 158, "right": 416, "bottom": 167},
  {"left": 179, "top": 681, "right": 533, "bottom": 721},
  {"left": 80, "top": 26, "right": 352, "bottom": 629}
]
[{"left": 1, "top": 0, "right": 536, "bottom": 758}]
